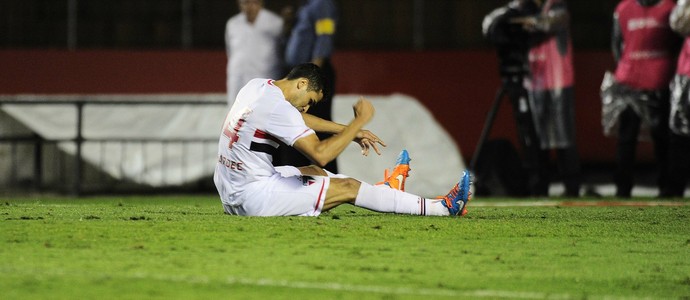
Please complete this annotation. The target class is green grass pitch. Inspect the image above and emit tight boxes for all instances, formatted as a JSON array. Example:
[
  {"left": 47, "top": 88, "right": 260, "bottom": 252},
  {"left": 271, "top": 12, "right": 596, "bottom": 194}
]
[{"left": 1, "top": 195, "right": 689, "bottom": 299}]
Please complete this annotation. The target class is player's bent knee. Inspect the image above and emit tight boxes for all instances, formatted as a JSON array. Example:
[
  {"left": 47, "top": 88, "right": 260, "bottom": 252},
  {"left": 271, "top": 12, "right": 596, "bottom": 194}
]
[
  {"left": 299, "top": 165, "right": 328, "bottom": 176},
  {"left": 327, "top": 177, "right": 361, "bottom": 201},
  {"left": 341, "top": 177, "right": 361, "bottom": 192}
]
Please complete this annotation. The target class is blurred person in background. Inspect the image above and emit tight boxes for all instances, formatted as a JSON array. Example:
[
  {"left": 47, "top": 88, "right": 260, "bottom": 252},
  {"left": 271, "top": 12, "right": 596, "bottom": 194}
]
[
  {"left": 513, "top": 0, "right": 582, "bottom": 197},
  {"left": 277, "top": 0, "right": 339, "bottom": 174},
  {"left": 603, "top": 0, "right": 681, "bottom": 198},
  {"left": 225, "top": 0, "right": 284, "bottom": 107},
  {"left": 667, "top": 0, "right": 690, "bottom": 197},
  {"left": 481, "top": 0, "right": 545, "bottom": 197}
]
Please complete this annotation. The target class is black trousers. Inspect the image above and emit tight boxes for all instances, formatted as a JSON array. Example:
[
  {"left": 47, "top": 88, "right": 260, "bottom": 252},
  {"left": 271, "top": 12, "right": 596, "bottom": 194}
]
[
  {"left": 525, "top": 86, "right": 581, "bottom": 197},
  {"left": 275, "top": 59, "right": 338, "bottom": 173},
  {"left": 532, "top": 146, "right": 581, "bottom": 197},
  {"left": 614, "top": 95, "right": 670, "bottom": 198},
  {"left": 666, "top": 132, "right": 690, "bottom": 197}
]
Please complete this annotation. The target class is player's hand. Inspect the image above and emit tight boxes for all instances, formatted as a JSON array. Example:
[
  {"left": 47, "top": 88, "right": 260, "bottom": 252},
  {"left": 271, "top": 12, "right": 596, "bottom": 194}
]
[
  {"left": 352, "top": 97, "right": 375, "bottom": 124},
  {"left": 355, "top": 130, "right": 386, "bottom": 156}
]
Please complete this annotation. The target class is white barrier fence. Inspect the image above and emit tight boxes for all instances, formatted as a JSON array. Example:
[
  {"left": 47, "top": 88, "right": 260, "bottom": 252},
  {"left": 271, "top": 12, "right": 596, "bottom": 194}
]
[{"left": 0, "top": 94, "right": 465, "bottom": 196}]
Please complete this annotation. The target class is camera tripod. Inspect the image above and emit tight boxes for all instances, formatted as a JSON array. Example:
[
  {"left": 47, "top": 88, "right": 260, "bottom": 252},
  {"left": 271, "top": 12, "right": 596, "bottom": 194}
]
[{"left": 469, "top": 75, "right": 542, "bottom": 196}]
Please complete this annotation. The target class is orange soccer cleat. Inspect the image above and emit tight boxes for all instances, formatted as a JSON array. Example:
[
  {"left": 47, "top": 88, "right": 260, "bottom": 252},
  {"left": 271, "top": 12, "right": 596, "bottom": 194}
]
[{"left": 376, "top": 149, "right": 411, "bottom": 191}]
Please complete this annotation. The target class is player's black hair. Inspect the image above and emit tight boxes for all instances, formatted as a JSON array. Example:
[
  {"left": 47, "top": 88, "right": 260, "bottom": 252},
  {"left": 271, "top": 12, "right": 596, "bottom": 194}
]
[{"left": 285, "top": 63, "right": 326, "bottom": 94}]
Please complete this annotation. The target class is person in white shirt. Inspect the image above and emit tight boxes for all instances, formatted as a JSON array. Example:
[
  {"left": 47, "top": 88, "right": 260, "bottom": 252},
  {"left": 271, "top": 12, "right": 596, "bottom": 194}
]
[
  {"left": 225, "top": 0, "right": 284, "bottom": 107},
  {"left": 213, "top": 63, "right": 472, "bottom": 217}
]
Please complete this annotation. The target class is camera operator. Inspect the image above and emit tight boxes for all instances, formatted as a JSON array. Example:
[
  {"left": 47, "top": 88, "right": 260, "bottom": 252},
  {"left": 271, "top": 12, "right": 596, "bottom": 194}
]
[
  {"left": 483, "top": 0, "right": 581, "bottom": 197},
  {"left": 483, "top": 0, "right": 535, "bottom": 79}
]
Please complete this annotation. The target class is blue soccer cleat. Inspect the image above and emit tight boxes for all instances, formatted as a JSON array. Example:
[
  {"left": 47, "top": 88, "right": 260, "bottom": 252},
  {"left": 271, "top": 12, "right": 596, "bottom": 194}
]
[{"left": 440, "top": 170, "right": 472, "bottom": 216}]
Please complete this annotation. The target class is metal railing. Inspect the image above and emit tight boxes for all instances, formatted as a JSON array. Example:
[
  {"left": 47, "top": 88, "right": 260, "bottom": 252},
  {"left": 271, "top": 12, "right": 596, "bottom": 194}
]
[{"left": 0, "top": 95, "right": 226, "bottom": 195}]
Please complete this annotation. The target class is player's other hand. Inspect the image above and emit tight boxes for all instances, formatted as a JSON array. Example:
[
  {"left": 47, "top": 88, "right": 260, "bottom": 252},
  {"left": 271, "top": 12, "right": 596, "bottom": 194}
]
[
  {"left": 353, "top": 97, "right": 375, "bottom": 124},
  {"left": 355, "top": 129, "right": 386, "bottom": 156}
]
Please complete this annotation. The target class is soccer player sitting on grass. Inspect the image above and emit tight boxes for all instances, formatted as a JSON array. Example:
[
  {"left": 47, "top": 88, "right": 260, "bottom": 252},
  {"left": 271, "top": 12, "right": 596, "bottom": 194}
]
[{"left": 213, "top": 63, "right": 471, "bottom": 217}]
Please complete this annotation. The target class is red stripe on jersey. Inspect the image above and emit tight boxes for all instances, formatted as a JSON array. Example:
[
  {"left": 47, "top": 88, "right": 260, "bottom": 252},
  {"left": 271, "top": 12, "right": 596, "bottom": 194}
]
[
  {"left": 313, "top": 178, "right": 326, "bottom": 213},
  {"left": 254, "top": 129, "right": 280, "bottom": 143},
  {"left": 254, "top": 129, "right": 267, "bottom": 138}
]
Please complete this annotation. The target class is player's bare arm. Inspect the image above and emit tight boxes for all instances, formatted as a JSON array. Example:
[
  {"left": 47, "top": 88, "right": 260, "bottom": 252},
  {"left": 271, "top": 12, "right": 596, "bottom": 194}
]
[
  {"left": 293, "top": 98, "right": 375, "bottom": 166},
  {"left": 301, "top": 100, "right": 386, "bottom": 155},
  {"left": 301, "top": 112, "right": 343, "bottom": 133}
]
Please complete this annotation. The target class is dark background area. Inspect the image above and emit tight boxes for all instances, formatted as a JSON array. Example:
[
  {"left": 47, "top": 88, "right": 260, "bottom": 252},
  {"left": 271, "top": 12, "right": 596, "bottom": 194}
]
[
  {"left": 1, "top": 0, "right": 619, "bottom": 50},
  {"left": 3, "top": 0, "right": 661, "bottom": 191}
]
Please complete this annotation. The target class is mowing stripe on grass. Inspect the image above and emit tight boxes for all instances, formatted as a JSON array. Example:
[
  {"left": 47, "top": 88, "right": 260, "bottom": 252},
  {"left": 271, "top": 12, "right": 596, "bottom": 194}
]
[
  {"left": 225, "top": 276, "right": 572, "bottom": 299},
  {"left": 224, "top": 276, "right": 662, "bottom": 300},
  {"left": 6, "top": 267, "right": 651, "bottom": 300}
]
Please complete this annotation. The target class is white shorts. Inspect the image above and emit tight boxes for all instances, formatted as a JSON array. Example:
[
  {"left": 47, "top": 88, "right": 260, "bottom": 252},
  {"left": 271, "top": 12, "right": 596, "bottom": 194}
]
[{"left": 223, "top": 166, "right": 331, "bottom": 217}]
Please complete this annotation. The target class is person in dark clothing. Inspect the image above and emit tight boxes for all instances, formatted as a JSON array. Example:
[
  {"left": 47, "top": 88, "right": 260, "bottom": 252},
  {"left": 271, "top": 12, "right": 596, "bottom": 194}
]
[
  {"left": 667, "top": 0, "right": 690, "bottom": 197},
  {"left": 513, "top": 0, "right": 582, "bottom": 197},
  {"left": 278, "top": 0, "right": 339, "bottom": 173}
]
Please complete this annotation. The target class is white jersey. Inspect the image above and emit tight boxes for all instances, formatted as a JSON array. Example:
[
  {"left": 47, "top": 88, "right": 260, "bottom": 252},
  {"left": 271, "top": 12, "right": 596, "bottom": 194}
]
[
  {"left": 214, "top": 78, "right": 315, "bottom": 206},
  {"left": 225, "top": 9, "right": 284, "bottom": 106}
]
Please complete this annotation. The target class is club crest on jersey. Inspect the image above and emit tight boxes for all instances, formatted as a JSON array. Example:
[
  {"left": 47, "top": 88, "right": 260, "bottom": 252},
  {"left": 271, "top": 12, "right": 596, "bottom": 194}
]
[{"left": 301, "top": 176, "right": 316, "bottom": 186}]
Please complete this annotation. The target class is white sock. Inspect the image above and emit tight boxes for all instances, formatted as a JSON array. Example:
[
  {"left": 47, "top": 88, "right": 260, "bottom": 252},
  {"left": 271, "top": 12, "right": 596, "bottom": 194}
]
[{"left": 354, "top": 182, "right": 450, "bottom": 216}]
